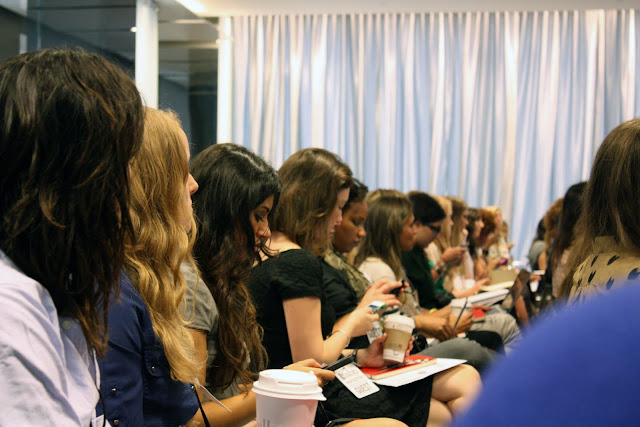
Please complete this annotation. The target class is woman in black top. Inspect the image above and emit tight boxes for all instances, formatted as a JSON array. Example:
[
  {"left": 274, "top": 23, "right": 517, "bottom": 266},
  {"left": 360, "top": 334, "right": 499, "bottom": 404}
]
[{"left": 248, "top": 148, "right": 480, "bottom": 426}]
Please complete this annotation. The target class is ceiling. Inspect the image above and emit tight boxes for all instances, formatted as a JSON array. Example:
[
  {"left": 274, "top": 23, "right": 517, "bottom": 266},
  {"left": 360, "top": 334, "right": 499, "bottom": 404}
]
[
  {"left": 184, "top": 0, "right": 640, "bottom": 15},
  {"left": 19, "top": 0, "right": 218, "bottom": 88},
  {"left": 6, "top": 0, "right": 638, "bottom": 89}
]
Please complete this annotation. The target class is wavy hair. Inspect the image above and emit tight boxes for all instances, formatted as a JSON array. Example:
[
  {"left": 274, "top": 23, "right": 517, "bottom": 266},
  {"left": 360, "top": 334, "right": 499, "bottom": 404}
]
[
  {"left": 543, "top": 198, "right": 564, "bottom": 251},
  {"left": 124, "top": 108, "right": 198, "bottom": 383},
  {"left": 478, "top": 208, "right": 497, "bottom": 247},
  {"left": 447, "top": 196, "right": 468, "bottom": 247},
  {"left": 560, "top": 118, "right": 640, "bottom": 298},
  {"left": 0, "top": 48, "right": 143, "bottom": 356},
  {"left": 355, "top": 193, "right": 414, "bottom": 279},
  {"left": 190, "top": 143, "right": 278, "bottom": 390},
  {"left": 274, "top": 148, "right": 352, "bottom": 256}
]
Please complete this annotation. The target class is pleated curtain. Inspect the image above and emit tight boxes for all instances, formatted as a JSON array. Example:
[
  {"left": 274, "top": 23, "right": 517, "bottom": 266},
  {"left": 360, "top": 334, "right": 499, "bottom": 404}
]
[{"left": 222, "top": 10, "right": 640, "bottom": 260}]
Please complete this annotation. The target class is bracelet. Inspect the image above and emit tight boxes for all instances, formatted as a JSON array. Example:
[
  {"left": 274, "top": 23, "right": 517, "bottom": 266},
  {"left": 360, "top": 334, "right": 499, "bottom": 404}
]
[
  {"left": 352, "top": 347, "right": 360, "bottom": 366},
  {"left": 331, "top": 329, "right": 351, "bottom": 348}
]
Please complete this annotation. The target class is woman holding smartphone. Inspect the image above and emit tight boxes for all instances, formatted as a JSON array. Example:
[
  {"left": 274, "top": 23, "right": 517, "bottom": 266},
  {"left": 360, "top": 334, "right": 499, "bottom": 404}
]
[{"left": 248, "top": 148, "right": 480, "bottom": 426}]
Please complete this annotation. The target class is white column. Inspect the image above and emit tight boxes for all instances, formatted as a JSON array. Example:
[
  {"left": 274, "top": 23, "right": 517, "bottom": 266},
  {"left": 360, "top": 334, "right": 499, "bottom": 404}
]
[
  {"left": 135, "top": 0, "right": 159, "bottom": 108},
  {"left": 217, "top": 16, "right": 233, "bottom": 142}
]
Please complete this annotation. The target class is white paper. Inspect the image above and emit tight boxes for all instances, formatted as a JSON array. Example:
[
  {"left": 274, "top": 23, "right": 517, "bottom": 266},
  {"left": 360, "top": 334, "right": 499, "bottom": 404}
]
[
  {"left": 334, "top": 363, "right": 380, "bottom": 399},
  {"left": 372, "top": 358, "right": 466, "bottom": 387},
  {"left": 199, "top": 384, "right": 232, "bottom": 412}
]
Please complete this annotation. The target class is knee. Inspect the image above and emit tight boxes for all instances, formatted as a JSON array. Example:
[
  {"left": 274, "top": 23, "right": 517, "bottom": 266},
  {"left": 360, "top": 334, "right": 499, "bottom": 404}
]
[{"left": 346, "top": 418, "right": 408, "bottom": 427}]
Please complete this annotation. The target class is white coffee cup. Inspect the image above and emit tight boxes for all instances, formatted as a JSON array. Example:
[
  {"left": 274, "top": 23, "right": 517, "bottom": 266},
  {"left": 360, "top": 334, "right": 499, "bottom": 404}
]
[
  {"left": 253, "top": 369, "right": 326, "bottom": 427},
  {"left": 382, "top": 314, "right": 416, "bottom": 364}
]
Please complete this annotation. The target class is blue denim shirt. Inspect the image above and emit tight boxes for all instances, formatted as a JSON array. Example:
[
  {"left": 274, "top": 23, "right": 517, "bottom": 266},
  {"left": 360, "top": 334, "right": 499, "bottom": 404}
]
[{"left": 98, "top": 273, "right": 198, "bottom": 426}]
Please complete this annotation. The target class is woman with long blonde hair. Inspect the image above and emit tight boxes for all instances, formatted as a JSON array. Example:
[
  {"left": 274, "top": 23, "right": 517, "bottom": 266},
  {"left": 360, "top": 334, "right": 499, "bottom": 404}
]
[
  {"left": 425, "top": 197, "right": 482, "bottom": 297},
  {"left": 98, "top": 108, "right": 201, "bottom": 426}
]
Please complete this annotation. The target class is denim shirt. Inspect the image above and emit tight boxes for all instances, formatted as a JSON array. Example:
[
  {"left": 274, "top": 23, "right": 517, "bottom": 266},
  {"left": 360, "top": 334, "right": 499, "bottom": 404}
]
[{"left": 98, "top": 273, "right": 198, "bottom": 426}]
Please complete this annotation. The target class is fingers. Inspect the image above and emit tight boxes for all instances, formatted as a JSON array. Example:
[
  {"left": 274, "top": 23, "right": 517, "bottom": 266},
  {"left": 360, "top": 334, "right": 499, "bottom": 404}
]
[
  {"left": 383, "top": 281, "right": 403, "bottom": 294},
  {"left": 443, "top": 323, "right": 454, "bottom": 338},
  {"left": 293, "top": 358, "right": 323, "bottom": 368},
  {"left": 370, "top": 333, "right": 387, "bottom": 346},
  {"left": 371, "top": 279, "right": 391, "bottom": 290},
  {"left": 378, "top": 294, "right": 402, "bottom": 307},
  {"left": 306, "top": 367, "right": 336, "bottom": 386}
]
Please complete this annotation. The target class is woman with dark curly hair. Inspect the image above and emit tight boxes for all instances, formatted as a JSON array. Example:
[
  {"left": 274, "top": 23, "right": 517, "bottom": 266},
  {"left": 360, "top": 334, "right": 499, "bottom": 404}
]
[
  {"left": 184, "top": 143, "right": 334, "bottom": 426},
  {"left": 0, "top": 48, "right": 143, "bottom": 424}
]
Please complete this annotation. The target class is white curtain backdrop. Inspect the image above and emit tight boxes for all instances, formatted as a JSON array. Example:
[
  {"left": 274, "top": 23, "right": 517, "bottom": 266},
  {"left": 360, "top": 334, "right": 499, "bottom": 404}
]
[{"left": 222, "top": 10, "right": 640, "bottom": 261}]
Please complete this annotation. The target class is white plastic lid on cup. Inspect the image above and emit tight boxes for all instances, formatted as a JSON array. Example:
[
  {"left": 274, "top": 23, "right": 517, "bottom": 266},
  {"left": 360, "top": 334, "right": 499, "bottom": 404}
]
[
  {"left": 253, "top": 369, "right": 326, "bottom": 401},
  {"left": 384, "top": 314, "right": 415, "bottom": 332}
]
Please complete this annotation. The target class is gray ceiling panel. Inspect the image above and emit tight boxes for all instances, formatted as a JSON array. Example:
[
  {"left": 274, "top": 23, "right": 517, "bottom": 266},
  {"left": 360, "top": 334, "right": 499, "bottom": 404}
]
[{"left": 24, "top": 0, "right": 217, "bottom": 88}]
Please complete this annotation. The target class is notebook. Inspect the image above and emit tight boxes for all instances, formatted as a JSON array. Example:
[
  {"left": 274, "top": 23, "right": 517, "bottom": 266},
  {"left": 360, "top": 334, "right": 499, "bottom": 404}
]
[{"left": 359, "top": 355, "right": 437, "bottom": 380}]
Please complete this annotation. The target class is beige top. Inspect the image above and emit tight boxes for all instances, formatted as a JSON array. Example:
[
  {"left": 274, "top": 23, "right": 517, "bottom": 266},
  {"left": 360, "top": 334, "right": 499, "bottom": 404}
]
[
  {"left": 569, "top": 236, "right": 640, "bottom": 304},
  {"left": 357, "top": 256, "right": 422, "bottom": 317},
  {"left": 357, "top": 256, "right": 399, "bottom": 282}
]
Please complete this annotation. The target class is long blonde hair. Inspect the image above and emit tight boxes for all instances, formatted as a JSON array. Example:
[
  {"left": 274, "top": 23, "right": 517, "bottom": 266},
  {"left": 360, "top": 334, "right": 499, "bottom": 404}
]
[
  {"left": 447, "top": 196, "right": 468, "bottom": 247},
  {"left": 125, "top": 108, "right": 199, "bottom": 383}
]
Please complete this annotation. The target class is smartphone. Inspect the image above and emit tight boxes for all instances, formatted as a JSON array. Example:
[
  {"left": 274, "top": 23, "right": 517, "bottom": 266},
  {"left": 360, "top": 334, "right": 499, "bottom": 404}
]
[
  {"left": 391, "top": 280, "right": 404, "bottom": 297},
  {"left": 368, "top": 301, "right": 387, "bottom": 313},
  {"left": 322, "top": 353, "right": 356, "bottom": 371}
]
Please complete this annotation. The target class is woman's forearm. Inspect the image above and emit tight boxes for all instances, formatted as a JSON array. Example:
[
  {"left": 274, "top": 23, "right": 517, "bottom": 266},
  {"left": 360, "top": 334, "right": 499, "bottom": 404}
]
[{"left": 191, "top": 390, "right": 257, "bottom": 427}]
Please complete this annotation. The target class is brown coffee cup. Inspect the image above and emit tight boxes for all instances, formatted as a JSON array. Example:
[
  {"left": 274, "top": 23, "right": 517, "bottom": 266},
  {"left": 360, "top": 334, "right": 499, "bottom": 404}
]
[{"left": 382, "top": 314, "right": 415, "bottom": 364}]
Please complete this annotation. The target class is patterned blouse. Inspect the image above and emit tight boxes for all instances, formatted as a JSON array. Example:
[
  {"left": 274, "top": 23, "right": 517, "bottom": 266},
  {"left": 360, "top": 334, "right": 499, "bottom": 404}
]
[{"left": 569, "top": 236, "right": 640, "bottom": 304}]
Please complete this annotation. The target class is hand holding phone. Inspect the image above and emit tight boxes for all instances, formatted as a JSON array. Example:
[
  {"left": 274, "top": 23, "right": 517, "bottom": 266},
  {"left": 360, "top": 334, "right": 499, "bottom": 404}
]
[
  {"left": 367, "top": 301, "right": 387, "bottom": 313},
  {"left": 390, "top": 280, "right": 404, "bottom": 297},
  {"left": 322, "top": 353, "right": 356, "bottom": 371}
]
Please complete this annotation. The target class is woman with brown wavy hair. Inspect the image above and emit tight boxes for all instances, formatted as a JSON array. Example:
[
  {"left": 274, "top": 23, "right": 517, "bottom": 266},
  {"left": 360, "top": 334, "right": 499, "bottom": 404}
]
[
  {"left": 248, "top": 148, "right": 453, "bottom": 427},
  {"left": 98, "top": 108, "right": 202, "bottom": 426},
  {"left": 0, "top": 48, "right": 143, "bottom": 424}
]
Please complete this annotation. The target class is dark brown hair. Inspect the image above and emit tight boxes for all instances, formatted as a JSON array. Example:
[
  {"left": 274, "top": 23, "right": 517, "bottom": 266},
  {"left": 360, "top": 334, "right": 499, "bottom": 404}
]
[
  {"left": 274, "top": 148, "right": 352, "bottom": 256},
  {"left": 548, "top": 182, "right": 586, "bottom": 276},
  {"left": 190, "top": 143, "right": 279, "bottom": 389},
  {"left": 0, "top": 48, "right": 143, "bottom": 356}
]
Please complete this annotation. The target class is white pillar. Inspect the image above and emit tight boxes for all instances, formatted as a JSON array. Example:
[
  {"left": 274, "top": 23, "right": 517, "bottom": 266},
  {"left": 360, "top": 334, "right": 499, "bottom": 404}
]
[
  {"left": 135, "top": 0, "right": 159, "bottom": 108},
  {"left": 217, "top": 16, "right": 233, "bottom": 142}
]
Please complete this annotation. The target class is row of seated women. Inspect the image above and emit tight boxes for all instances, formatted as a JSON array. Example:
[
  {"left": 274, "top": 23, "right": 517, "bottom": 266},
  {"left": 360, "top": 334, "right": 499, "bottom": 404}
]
[
  {"left": 6, "top": 47, "right": 640, "bottom": 427},
  {"left": 1, "top": 48, "right": 477, "bottom": 427},
  {"left": 96, "top": 111, "right": 486, "bottom": 425}
]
